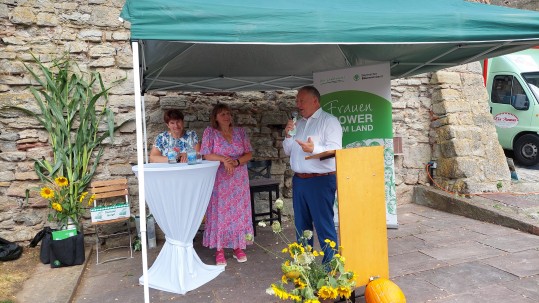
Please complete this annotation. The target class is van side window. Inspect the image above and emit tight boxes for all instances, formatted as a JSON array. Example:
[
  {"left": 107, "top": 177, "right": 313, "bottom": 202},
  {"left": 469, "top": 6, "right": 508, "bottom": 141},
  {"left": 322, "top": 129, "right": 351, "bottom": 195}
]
[{"left": 491, "top": 75, "right": 529, "bottom": 105}]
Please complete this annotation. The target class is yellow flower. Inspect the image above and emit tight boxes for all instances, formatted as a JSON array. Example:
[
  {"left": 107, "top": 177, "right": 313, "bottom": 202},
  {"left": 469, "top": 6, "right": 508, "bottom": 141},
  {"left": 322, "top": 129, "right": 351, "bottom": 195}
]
[
  {"left": 284, "top": 260, "right": 290, "bottom": 266},
  {"left": 304, "top": 299, "right": 320, "bottom": 303},
  {"left": 51, "top": 202, "right": 63, "bottom": 212},
  {"left": 54, "top": 176, "right": 69, "bottom": 187},
  {"left": 288, "top": 242, "right": 304, "bottom": 258},
  {"left": 40, "top": 187, "right": 55, "bottom": 199},
  {"left": 289, "top": 294, "right": 302, "bottom": 302},
  {"left": 282, "top": 248, "right": 288, "bottom": 253},
  {"left": 79, "top": 192, "right": 88, "bottom": 202},
  {"left": 318, "top": 286, "right": 337, "bottom": 300},
  {"left": 294, "top": 278, "right": 307, "bottom": 289},
  {"left": 324, "top": 239, "right": 331, "bottom": 243},
  {"left": 285, "top": 270, "right": 300, "bottom": 279},
  {"left": 87, "top": 193, "right": 96, "bottom": 206},
  {"left": 329, "top": 241, "right": 336, "bottom": 248},
  {"left": 320, "top": 251, "right": 325, "bottom": 256},
  {"left": 271, "top": 284, "right": 289, "bottom": 300},
  {"left": 313, "top": 250, "right": 319, "bottom": 257},
  {"left": 336, "top": 286, "right": 352, "bottom": 298},
  {"left": 281, "top": 275, "right": 288, "bottom": 284}
]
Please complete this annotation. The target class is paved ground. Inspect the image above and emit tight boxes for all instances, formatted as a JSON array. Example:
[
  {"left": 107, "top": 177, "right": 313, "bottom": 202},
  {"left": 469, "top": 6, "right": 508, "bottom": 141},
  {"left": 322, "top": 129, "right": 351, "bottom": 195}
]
[{"left": 16, "top": 164, "right": 539, "bottom": 303}]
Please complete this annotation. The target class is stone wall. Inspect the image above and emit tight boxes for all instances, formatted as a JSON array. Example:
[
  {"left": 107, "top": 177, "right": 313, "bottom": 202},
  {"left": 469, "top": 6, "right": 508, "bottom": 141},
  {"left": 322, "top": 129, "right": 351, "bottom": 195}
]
[{"left": 0, "top": 0, "right": 510, "bottom": 242}]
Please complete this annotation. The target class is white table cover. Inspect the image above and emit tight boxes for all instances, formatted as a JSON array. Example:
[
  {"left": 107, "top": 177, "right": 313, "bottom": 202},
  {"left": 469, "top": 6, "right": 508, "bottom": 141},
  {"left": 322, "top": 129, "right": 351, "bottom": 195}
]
[{"left": 132, "top": 161, "right": 223, "bottom": 294}]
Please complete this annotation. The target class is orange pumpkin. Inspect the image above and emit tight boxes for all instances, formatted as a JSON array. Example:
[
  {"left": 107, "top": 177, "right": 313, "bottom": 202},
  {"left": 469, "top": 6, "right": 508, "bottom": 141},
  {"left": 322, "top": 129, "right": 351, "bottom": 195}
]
[{"left": 365, "top": 277, "right": 406, "bottom": 303}]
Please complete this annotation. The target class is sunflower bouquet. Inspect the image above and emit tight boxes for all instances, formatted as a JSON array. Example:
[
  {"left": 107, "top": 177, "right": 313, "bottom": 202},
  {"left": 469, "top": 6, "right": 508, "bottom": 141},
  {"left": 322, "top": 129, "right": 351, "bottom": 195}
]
[
  {"left": 39, "top": 176, "right": 95, "bottom": 229},
  {"left": 248, "top": 199, "right": 356, "bottom": 303}
]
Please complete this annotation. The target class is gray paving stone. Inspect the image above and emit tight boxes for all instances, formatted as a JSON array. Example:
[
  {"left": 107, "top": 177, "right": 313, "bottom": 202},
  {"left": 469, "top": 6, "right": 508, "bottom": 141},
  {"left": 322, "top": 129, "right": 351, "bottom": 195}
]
[
  {"left": 431, "top": 283, "right": 537, "bottom": 303},
  {"left": 388, "top": 235, "right": 428, "bottom": 256},
  {"left": 420, "top": 215, "right": 478, "bottom": 230},
  {"left": 479, "top": 232, "right": 539, "bottom": 252},
  {"left": 386, "top": 222, "right": 437, "bottom": 239},
  {"left": 396, "top": 211, "right": 429, "bottom": 225},
  {"left": 392, "top": 274, "right": 450, "bottom": 303},
  {"left": 417, "top": 261, "right": 518, "bottom": 295},
  {"left": 420, "top": 241, "right": 504, "bottom": 264},
  {"left": 504, "top": 275, "right": 539, "bottom": 300},
  {"left": 482, "top": 249, "right": 539, "bottom": 278},
  {"left": 462, "top": 221, "right": 520, "bottom": 237},
  {"left": 67, "top": 203, "right": 539, "bottom": 303},
  {"left": 414, "top": 228, "right": 488, "bottom": 246},
  {"left": 389, "top": 251, "right": 448, "bottom": 276}
]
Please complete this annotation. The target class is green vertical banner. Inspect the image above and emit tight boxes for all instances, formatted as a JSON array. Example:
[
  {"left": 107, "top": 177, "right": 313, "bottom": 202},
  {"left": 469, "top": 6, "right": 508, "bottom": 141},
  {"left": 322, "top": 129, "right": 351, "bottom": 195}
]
[{"left": 314, "top": 62, "right": 398, "bottom": 228}]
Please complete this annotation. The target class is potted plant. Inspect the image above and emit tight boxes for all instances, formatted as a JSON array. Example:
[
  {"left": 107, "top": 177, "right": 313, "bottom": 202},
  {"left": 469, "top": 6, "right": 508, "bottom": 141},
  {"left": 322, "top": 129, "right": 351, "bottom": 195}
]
[
  {"left": 248, "top": 199, "right": 357, "bottom": 303},
  {"left": 4, "top": 54, "right": 127, "bottom": 230}
]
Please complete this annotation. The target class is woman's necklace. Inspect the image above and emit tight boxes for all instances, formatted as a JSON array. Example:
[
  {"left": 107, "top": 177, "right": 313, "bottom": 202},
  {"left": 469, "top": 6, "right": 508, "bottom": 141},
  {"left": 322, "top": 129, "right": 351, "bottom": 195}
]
[{"left": 220, "top": 128, "right": 232, "bottom": 143}]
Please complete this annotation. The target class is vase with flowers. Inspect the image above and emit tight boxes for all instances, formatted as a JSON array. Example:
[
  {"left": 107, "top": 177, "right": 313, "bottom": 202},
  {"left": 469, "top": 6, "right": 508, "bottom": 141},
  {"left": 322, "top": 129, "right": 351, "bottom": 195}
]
[
  {"left": 39, "top": 176, "right": 95, "bottom": 230},
  {"left": 247, "top": 198, "right": 356, "bottom": 303}
]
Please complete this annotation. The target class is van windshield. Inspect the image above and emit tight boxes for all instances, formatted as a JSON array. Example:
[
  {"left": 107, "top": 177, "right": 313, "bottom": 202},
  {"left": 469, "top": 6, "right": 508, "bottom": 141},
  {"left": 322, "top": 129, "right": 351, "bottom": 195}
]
[{"left": 522, "top": 72, "right": 539, "bottom": 104}]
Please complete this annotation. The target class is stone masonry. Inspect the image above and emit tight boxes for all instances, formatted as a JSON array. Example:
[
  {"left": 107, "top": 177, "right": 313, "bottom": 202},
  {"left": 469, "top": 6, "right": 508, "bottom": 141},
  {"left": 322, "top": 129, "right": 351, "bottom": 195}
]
[{"left": 0, "top": 0, "right": 511, "bottom": 242}]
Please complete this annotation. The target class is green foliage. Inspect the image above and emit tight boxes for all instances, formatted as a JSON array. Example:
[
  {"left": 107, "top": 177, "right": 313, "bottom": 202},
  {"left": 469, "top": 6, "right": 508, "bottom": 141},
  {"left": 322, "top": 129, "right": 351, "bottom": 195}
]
[{"left": 3, "top": 54, "right": 126, "bottom": 227}]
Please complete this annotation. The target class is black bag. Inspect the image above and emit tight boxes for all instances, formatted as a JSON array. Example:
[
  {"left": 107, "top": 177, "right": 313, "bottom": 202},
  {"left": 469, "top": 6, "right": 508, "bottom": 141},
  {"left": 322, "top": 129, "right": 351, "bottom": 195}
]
[
  {"left": 29, "top": 227, "right": 55, "bottom": 264},
  {"left": 0, "top": 237, "right": 23, "bottom": 262},
  {"left": 49, "top": 232, "right": 85, "bottom": 268}
]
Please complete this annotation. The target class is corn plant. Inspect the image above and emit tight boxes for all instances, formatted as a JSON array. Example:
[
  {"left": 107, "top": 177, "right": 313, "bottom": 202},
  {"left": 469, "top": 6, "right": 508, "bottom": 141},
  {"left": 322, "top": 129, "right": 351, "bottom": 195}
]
[{"left": 3, "top": 54, "right": 126, "bottom": 227}]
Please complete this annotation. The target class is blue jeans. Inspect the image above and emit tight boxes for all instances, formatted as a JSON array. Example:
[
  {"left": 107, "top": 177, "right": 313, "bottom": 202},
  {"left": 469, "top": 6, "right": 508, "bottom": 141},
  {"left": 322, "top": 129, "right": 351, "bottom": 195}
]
[{"left": 292, "top": 174, "right": 337, "bottom": 264}]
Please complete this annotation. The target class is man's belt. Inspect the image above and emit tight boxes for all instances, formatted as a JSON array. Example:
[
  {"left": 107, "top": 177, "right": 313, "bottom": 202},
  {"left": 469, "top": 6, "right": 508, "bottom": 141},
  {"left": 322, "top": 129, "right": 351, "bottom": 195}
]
[{"left": 294, "top": 171, "right": 336, "bottom": 179}]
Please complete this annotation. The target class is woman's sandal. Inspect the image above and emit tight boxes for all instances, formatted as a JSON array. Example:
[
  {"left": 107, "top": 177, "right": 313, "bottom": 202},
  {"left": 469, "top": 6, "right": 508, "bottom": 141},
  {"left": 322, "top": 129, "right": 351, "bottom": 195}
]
[
  {"left": 216, "top": 249, "right": 227, "bottom": 266},
  {"left": 233, "top": 248, "right": 247, "bottom": 263}
]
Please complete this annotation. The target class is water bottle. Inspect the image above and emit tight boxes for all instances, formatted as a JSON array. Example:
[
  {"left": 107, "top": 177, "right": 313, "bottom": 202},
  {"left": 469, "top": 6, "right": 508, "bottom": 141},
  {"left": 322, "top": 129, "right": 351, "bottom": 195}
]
[
  {"left": 288, "top": 111, "right": 298, "bottom": 137},
  {"left": 167, "top": 136, "right": 177, "bottom": 164},
  {"left": 147, "top": 215, "right": 156, "bottom": 249},
  {"left": 167, "top": 151, "right": 177, "bottom": 164},
  {"left": 186, "top": 132, "right": 197, "bottom": 165}
]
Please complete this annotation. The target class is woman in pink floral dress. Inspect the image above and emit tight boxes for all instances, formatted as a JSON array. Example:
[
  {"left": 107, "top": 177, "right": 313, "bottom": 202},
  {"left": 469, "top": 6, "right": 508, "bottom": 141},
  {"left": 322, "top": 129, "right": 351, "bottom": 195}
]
[{"left": 201, "top": 104, "right": 253, "bottom": 266}]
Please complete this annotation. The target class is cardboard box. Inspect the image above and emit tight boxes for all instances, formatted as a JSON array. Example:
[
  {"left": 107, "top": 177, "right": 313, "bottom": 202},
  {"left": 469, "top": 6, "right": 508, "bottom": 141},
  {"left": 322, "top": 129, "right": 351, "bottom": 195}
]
[
  {"left": 90, "top": 203, "right": 130, "bottom": 223},
  {"left": 52, "top": 229, "right": 77, "bottom": 240}
]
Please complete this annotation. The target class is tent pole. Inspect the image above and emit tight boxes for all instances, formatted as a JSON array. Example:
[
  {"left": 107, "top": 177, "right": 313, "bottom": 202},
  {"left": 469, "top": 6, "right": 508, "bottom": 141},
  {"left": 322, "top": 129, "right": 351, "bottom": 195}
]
[
  {"left": 142, "top": 95, "right": 148, "bottom": 163},
  {"left": 132, "top": 41, "right": 150, "bottom": 303}
]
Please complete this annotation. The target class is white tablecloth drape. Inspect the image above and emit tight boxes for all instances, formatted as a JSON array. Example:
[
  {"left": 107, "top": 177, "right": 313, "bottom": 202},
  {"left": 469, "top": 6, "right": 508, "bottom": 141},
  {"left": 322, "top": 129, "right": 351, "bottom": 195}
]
[{"left": 132, "top": 161, "right": 223, "bottom": 294}]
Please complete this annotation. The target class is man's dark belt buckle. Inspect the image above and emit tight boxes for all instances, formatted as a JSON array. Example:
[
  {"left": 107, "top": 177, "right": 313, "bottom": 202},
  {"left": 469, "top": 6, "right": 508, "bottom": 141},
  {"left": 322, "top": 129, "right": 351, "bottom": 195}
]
[{"left": 295, "top": 172, "right": 336, "bottom": 179}]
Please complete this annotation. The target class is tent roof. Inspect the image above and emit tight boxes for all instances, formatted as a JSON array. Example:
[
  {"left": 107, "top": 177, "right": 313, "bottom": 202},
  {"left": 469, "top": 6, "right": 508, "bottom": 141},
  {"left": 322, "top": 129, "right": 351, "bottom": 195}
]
[{"left": 120, "top": 0, "right": 539, "bottom": 92}]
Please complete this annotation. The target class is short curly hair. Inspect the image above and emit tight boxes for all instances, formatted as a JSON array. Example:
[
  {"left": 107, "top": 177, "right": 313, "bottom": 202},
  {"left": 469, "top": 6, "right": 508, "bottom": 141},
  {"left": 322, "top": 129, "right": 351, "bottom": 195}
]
[{"left": 163, "top": 109, "right": 184, "bottom": 124}]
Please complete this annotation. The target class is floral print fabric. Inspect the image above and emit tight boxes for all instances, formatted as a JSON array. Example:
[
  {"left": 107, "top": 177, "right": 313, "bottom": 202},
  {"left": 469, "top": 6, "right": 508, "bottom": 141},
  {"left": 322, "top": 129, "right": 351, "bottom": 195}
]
[
  {"left": 200, "top": 126, "right": 253, "bottom": 249},
  {"left": 153, "top": 130, "right": 198, "bottom": 156}
]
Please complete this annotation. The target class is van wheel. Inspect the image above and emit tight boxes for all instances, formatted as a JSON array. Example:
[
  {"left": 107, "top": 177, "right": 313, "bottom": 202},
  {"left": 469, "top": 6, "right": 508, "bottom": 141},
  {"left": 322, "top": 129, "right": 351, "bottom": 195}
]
[{"left": 514, "top": 134, "right": 539, "bottom": 166}]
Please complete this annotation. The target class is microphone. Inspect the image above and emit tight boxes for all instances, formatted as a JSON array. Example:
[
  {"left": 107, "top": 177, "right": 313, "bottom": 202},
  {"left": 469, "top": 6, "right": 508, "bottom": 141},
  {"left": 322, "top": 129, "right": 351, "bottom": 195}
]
[{"left": 288, "top": 111, "right": 298, "bottom": 136}]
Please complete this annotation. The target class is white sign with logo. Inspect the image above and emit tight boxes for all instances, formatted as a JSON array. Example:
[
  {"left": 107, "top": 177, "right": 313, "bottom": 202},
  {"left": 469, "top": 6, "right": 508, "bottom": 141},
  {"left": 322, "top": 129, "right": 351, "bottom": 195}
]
[
  {"left": 493, "top": 112, "right": 519, "bottom": 128},
  {"left": 314, "top": 62, "right": 398, "bottom": 228}
]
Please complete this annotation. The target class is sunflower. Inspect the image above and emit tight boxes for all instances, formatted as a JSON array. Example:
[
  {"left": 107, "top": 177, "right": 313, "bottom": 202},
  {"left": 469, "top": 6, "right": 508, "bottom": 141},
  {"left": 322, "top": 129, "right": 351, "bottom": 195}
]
[
  {"left": 336, "top": 286, "right": 352, "bottom": 298},
  {"left": 317, "top": 286, "right": 337, "bottom": 300},
  {"left": 54, "top": 176, "right": 69, "bottom": 187},
  {"left": 51, "top": 202, "right": 63, "bottom": 212},
  {"left": 287, "top": 242, "right": 304, "bottom": 258},
  {"left": 40, "top": 187, "right": 55, "bottom": 199}
]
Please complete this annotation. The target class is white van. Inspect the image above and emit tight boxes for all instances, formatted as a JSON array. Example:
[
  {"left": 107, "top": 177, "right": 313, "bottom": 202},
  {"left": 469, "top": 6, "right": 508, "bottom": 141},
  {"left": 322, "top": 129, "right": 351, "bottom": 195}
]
[{"left": 484, "top": 47, "right": 539, "bottom": 166}]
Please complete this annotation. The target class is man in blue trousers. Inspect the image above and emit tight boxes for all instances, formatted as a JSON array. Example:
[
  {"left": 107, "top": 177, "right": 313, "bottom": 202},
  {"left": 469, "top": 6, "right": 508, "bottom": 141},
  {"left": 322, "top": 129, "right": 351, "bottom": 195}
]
[{"left": 283, "top": 85, "right": 343, "bottom": 264}]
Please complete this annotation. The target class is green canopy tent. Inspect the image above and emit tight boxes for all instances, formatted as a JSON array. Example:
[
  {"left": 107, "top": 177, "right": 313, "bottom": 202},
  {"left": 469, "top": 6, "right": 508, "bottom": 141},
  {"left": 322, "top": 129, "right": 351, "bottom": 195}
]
[
  {"left": 120, "top": 0, "right": 539, "bottom": 300},
  {"left": 121, "top": 0, "right": 539, "bottom": 92}
]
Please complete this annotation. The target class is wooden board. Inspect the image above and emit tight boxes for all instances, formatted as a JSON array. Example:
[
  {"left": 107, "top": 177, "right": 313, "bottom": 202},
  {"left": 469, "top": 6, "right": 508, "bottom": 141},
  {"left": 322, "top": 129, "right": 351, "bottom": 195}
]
[
  {"left": 305, "top": 150, "right": 335, "bottom": 161},
  {"left": 335, "top": 146, "right": 388, "bottom": 287}
]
